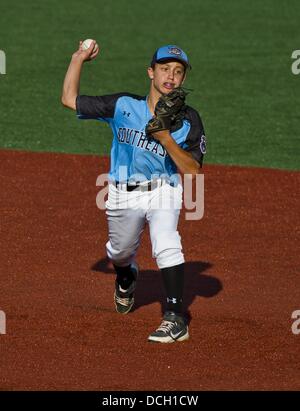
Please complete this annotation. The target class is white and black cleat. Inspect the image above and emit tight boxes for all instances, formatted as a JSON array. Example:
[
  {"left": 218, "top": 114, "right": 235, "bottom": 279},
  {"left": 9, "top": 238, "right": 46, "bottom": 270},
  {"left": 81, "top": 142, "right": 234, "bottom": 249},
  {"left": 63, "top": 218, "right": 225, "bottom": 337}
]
[
  {"left": 148, "top": 311, "right": 189, "bottom": 343},
  {"left": 114, "top": 262, "right": 139, "bottom": 314}
]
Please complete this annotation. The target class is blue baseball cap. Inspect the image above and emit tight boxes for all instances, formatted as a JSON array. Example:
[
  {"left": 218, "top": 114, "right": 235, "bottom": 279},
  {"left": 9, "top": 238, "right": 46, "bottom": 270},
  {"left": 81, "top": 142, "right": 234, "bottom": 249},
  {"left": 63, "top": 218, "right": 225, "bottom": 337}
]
[{"left": 150, "top": 45, "right": 191, "bottom": 70}]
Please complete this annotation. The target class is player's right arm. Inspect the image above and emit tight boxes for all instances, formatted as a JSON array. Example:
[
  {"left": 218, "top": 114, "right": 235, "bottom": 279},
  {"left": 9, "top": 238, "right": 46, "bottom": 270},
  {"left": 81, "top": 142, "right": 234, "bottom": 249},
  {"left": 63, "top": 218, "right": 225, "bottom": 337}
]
[{"left": 61, "top": 40, "right": 99, "bottom": 110}]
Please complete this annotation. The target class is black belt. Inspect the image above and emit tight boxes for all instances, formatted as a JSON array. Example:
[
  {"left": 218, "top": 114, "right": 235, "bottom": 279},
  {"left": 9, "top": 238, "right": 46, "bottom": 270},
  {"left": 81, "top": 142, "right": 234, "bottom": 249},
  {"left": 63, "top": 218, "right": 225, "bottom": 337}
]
[{"left": 114, "top": 180, "right": 174, "bottom": 192}]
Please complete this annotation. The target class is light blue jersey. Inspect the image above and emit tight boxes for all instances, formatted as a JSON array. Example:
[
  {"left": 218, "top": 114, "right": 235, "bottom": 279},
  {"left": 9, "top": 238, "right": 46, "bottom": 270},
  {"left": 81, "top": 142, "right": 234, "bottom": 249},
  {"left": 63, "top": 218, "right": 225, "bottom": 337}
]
[{"left": 76, "top": 93, "right": 206, "bottom": 183}]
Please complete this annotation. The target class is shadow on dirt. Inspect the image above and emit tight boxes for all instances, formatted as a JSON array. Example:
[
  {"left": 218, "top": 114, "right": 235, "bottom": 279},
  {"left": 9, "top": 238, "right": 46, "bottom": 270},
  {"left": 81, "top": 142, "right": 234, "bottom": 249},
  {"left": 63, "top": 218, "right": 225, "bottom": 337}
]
[{"left": 91, "top": 257, "right": 222, "bottom": 323}]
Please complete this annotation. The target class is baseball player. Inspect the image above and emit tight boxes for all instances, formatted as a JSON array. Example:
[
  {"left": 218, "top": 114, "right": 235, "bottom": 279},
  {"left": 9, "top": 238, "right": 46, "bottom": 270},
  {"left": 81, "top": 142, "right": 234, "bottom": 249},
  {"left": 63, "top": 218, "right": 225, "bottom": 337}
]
[{"left": 61, "top": 41, "right": 206, "bottom": 343}]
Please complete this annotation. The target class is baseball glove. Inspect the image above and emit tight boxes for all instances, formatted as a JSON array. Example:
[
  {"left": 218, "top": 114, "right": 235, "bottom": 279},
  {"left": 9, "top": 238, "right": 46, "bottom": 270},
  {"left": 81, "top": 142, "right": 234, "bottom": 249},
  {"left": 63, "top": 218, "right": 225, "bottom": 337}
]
[{"left": 145, "top": 87, "right": 187, "bottom": 135}]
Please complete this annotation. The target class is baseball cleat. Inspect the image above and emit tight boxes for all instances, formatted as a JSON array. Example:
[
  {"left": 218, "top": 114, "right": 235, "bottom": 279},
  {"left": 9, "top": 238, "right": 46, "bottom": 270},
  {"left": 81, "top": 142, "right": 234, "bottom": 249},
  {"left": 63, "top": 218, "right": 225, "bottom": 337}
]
[
  {"left": 114, "top": 262, "right": 139, "bottom": 314},
  {"left": 148, "top": 311, "right": 189, "bottom": 343}
]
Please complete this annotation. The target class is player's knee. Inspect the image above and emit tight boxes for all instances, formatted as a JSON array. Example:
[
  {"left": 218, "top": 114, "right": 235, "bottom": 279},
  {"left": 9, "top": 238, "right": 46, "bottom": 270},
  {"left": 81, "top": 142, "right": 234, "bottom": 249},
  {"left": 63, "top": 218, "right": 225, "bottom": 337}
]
[
  {"left": 152, "top": 231, "right": 184, "bottom": 269},
  {"left": 106, "top": 241, "right": 135, "bottom": 266}
]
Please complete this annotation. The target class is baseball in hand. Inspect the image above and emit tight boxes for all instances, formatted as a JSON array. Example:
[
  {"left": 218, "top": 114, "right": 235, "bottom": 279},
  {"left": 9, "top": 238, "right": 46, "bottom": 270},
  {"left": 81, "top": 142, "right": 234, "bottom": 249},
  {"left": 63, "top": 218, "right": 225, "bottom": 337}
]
[{"left": 82, "top": 39, "right": 99, "bottom": 53}]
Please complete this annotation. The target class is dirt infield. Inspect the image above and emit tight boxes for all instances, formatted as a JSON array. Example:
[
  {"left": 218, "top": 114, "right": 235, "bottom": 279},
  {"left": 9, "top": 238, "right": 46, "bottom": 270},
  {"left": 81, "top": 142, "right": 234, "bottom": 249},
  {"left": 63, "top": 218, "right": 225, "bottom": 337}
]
[{"left": 0, "top": 150, "right": 299, "bottom": 390}]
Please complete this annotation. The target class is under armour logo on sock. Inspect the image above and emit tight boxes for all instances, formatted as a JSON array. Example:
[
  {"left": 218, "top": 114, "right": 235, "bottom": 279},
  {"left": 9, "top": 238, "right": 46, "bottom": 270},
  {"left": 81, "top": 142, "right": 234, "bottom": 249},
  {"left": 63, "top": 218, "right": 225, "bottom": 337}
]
[{"left": 167, "top": 297, "right": 178, "bottom": 304}]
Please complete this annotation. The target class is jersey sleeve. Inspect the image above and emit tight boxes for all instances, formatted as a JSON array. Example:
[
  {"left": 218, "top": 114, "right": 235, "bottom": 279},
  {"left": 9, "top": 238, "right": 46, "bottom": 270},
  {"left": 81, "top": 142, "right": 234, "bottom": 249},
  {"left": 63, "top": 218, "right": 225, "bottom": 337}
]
[
  {"left": 182, "top": 106, "right": 207, "bottom": 167},
  {"left": 76, "top": 93, "right": 127, "bottom": 122}
]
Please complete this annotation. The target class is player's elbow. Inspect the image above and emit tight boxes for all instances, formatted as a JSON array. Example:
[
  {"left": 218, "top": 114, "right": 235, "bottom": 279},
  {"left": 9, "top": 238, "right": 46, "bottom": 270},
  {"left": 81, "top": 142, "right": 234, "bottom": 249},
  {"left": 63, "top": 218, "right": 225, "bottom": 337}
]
[
  {"left": 61, "top": 94, "right": 76, "bottom": 110},
  {"left": 182, "top": 167, "right": 200, "bottom": 181},
  {"left": 61, "top": 94, "right": 70, "bottom": 107},
  {"left": 191, "top": 169, "right": 200, "bottom": 179},
  {"left": 189, "top": 161, "right": 201, "bottom": 178},
  {"left": 183, "top": 153, "right": 201, "bottom": 177}
]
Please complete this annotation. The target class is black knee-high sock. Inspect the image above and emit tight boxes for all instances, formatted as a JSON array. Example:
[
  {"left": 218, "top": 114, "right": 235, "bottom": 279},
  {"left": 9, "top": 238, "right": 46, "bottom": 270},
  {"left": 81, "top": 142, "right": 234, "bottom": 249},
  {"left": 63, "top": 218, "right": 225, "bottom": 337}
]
[
  {"left": 114, "top": 264, "right": 135, "bottom": 290},
  {"left": 161, "top": 263, "right": 184, "bottom": 315}
]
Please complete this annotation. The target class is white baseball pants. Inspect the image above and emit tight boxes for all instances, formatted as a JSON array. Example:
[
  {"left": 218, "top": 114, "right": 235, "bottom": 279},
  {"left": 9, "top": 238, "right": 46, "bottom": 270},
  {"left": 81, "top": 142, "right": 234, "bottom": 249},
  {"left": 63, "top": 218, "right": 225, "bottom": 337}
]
[{"left": 105, "top": 182, "right": 184, "bottom": 269}]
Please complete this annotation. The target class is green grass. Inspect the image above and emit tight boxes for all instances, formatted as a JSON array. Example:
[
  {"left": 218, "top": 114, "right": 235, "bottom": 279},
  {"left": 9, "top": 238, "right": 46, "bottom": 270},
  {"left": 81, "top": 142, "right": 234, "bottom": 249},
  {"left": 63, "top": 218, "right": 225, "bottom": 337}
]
[{"left": 0, "top": 0, "right": 299, "bottom": 170}]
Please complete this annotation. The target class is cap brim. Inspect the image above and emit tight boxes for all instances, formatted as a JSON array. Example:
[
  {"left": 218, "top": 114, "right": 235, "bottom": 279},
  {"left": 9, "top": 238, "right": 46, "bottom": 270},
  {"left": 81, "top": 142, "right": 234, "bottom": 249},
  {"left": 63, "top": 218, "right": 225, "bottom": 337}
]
[{"left": 155, "top": 57, "right": 192, "bottom": 70}]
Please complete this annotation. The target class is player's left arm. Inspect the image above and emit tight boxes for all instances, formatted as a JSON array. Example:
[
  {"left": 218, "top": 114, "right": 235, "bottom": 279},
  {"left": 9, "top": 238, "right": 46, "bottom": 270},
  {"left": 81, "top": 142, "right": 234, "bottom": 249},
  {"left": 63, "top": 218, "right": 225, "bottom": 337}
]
[
  {"left": 152, "top": 130, "right": 200, "bottom": 175},
  {"left": 152, "top": 107, "right": 206, "bottom": 176}
]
